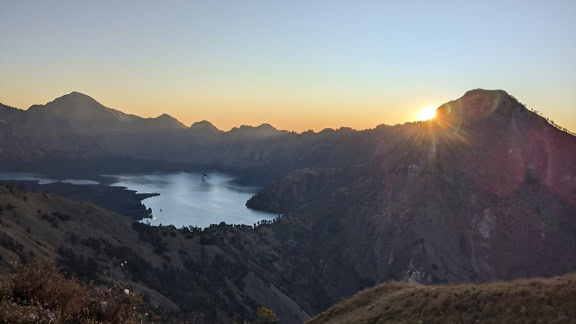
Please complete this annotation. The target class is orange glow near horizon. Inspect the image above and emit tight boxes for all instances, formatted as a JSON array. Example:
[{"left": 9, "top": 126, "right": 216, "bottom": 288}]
[
  {"left": 1, "top": 2, "right": 575, "bottom": 134},
  {"left": 0, "top": 90, "right": 443, "bottom": 132},
  {"left": 416, "top": 106, "right": 437, "bottom": 121},
  {"left": 1, "top": 89, "right": 575, "bottom": 133}
]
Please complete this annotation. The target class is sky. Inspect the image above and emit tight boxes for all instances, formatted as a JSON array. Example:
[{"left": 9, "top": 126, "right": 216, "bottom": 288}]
[{"left": 0, "top": 0, "right": 575, "bottom": 132}]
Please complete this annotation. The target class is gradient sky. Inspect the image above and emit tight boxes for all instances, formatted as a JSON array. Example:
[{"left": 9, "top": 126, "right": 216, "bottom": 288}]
[{"left": 1, "top": 0, "right": 575, "bottom": 132}]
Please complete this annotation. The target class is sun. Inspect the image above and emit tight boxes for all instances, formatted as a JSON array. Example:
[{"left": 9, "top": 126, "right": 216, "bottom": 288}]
[{"left": 416, "top": 106, "right": 437, "bottom": 121}]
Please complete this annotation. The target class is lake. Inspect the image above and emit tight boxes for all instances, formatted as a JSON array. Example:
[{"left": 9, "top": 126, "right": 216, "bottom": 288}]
[{"left": 0, "top": 171, "right": 276, "bottom": 228}]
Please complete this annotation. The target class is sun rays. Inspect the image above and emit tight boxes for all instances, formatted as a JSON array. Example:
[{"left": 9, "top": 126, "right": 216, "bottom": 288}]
[{"left": 416, "top": 106, "right": 437, "bottom": 121}]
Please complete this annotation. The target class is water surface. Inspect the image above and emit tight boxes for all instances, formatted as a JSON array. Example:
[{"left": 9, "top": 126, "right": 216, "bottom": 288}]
[
  {"left": 106, "top": 172, "right": 275, "bottom": 228},
  {"left": 0, "top": 171, "right": 275, "bottom": 228}
]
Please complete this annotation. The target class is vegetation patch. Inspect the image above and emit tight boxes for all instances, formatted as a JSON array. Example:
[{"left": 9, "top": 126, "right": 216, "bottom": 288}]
[{"left": 0, "top": 260, "right": 145, "bottom": 323}]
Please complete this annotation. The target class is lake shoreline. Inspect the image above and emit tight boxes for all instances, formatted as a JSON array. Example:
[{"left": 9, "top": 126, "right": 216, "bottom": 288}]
[
  {"left": 0, "top": 180, "right": 158, "bottom": 220},
  {"left": 0, "top": 170, "right": 276, "bottom": 228}
]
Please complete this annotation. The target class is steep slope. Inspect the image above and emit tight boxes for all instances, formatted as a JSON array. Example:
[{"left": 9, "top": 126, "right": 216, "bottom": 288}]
[
  {"left": 248, "top": 89, "right": 576, "bottom": 312},
  {"left": 0, "top": 89, "right": 575, "bottom": 321},
  {"left": 308, "top": 273, "right": 576, "bottom": 323},
  {"left": 0, "top": 183, "right": 310, "bottom": 323}
]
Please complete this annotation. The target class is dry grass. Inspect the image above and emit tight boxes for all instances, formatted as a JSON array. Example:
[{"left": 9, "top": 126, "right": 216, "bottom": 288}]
[
  {"left": 308, "top": 274, "right": 576, "bottom": 323},
  {"left": 0, "top": 260, "right": 144, "bottom": 323}
]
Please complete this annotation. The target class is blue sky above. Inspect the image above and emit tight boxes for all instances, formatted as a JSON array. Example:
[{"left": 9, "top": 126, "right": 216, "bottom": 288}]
[{"left": 0, "top": 0, "right": 574, "bottom": 131}]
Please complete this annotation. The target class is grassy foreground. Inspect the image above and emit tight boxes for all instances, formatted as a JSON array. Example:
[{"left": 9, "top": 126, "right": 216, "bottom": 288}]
[{"left": 308, "top": 274, "right": 576, "bottom": 323}]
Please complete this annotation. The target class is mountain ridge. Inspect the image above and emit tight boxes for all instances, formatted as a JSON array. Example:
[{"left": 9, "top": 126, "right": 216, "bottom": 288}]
[
  {"left": 0, "top": 89, "right": 575, "bottom": 322},
  {"left": 2, "top": 89, "right": 574, "bottom": 136}
]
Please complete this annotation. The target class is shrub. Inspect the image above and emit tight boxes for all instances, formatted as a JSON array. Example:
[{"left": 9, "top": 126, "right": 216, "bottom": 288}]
[
  {"left": 0, "top": 260, "right": 144, "bottom": 323},
  {"left": 256, "top": 306, "right": 278, "bottom": 323}
]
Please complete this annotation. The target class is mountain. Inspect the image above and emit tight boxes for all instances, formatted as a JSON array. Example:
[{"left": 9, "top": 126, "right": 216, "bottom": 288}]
[
  {"left": 0, "top": 92, "right": 291, "bottom": 169},
  {"left": 246, "top": 89, "right": 576, "bottom": 310},
  {"left": 0, "top": 183, "right": 310, "bottom": 323},
  {"left": 308, "top": 273, "right": 576, "bottom": 323},
  {"left": 0, "top": 89, "right": 575, "bottom": 322},
  {"left": 228, "top": 123, "right": 287, "bottom": 138},
  {"left": 189, "top": 120, "right": 223, "bottom": 134},
  {"left": 24, "top": 92, "right": 186, "bottom": 134},
  {"left": 0, "top": 103, "right": 21, "bottom": 117},
  {"left": 141, "top": 113, "right": 188, "bottom": 132}
]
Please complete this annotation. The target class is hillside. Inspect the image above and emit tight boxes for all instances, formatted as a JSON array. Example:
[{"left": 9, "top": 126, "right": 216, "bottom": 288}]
[
  {"left": 0, "top": 89, "right": 575, "bottom": 322},
  {"left": 246, "top": 90, "right": 576, "bottom": 311},
  {"left": 308, "top": 273, "right": 576, "bottom": 323},
  {"left": 0, "top": 260, "right": 144, "bottom": 323},
  {"left": 0, "top": 183, "right": 310, "bottom": 323}
]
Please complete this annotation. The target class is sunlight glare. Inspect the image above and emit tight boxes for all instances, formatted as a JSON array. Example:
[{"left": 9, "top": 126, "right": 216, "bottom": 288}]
[{"left": 417, "top": 106, "right": 437, "bottom": 121}]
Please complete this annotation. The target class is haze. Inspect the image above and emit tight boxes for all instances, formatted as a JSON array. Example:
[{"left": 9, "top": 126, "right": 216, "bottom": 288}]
[{"left": 0, "top": 0, "right": 575, "bottom": 131}]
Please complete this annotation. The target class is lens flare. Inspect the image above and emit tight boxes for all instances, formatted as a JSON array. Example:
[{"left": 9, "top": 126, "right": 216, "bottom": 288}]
[{"left": 417, "top": 106, "right": 437, "bottom": 121}]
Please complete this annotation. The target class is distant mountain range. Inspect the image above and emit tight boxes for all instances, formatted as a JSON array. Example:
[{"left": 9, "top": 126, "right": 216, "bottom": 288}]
[
  {"left": 0, "top": 91, "right": 288, "bottom": 136},
  {"left": 0, "top": 89, "right": 575, "bottom": 323},
  {"left": 0, "top": 91, "right": 294, "bottom": 172}
]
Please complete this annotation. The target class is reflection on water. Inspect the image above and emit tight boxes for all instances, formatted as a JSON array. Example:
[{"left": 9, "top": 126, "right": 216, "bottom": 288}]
[
  {"left": 106, "top": 172, "right": 276, "bottom": 228},
  {"left": 0, "top": 171, "right": 275, "bottom": 228}
]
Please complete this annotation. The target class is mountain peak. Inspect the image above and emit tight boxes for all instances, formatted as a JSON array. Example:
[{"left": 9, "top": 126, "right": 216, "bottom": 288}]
[
  {"left": 256, "top": 123, "right": 277, "bottom": 130},
  {"left": 190, "top": 120, "right": 214, "bottom": 127},
  {"left": 27, "top": 91, "right": 104, "bottom": 114},
  {"left": 435, "top": 88, "right": 525, "bottom": 125},
  {"left": 54, "top": 91, "right": 101, "bottom": 105},
  {"left": 189, "top": 120, "right": 222, "bottom": 135},
  {"left": 149, "top": 113, "right": 186, "bottom": 129},
  {"left": 68, "top": 90, "right": 92, "bottom": 97},
  {"left": 156, "top": 113, "right": 174, "bottom": 120},
  {"left": 461, "top": 88, "right": 510, "bottom": 98}
]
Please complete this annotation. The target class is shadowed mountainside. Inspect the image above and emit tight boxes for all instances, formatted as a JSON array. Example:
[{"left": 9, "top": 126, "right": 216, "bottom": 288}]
[
  {"left": 0, "top": 183, "right": 311, "bottom": 323},
  {"left": 0, "top": 89, "right": 575, "bottom": 322},
  {"left": 248, "top": 90, "right": 576, "bottom": 291}
]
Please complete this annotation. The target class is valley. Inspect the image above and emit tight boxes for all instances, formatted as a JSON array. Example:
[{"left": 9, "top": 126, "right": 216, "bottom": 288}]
[{"left": 0, "top": 89, "right": 575, "bottom": 323}]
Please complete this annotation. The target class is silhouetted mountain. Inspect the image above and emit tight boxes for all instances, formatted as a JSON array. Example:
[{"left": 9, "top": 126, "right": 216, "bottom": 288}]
[
  {"left": 0, "top": 103, "right": 21, "bottom": 117},
  {"left": 25, "top": 92, "right": 139, "bottom": 133},
  {"left": 189, "top": 120, "right": 223, "bottom": 135},
  {"left": 0, "top": 89, "right": 575, "bottom": 322},
  {"left": 23, "top": 92, "right": 186, "bottom": 134},
  {"left": 227, "top": 123, "right": 287, "bottom": 138},
  {"left": 0, "top": 92, "right": 291, "bottom": 168},
  {"left": 247, "top": 89, "right": 576, "bottom": 311},
  {"left": 140, "top": 113, "right": 187, "bottom": 132}
]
